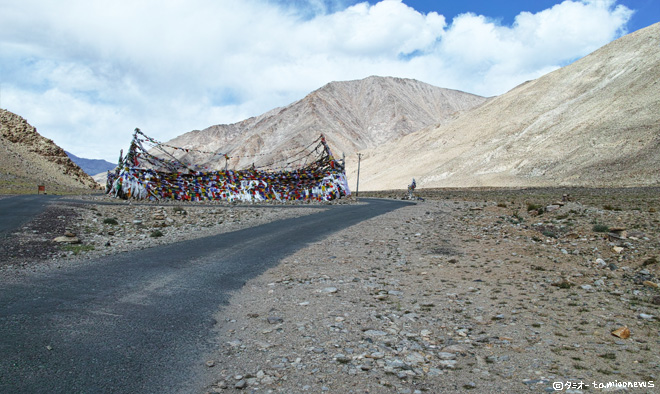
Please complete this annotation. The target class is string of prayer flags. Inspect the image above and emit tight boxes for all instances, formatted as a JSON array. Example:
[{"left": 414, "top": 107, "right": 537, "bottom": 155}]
[{"left": 107, "top": 129, "right": 351, "bottom": 202}]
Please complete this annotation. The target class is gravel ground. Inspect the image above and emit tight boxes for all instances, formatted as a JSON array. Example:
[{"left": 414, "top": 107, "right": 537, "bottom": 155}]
[
  {"left": 200, "top": 192, "right": 660, "bottom": 394},
  {"left": 2, "top": 190, "right": 659, "bottom": 393}
]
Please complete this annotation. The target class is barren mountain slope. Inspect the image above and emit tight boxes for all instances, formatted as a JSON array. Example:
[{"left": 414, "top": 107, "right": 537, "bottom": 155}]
[
  {"left": 350, "top": 23, "right": 660, "bottom": 191},
  {"left": 0, "top": 109, "right": 97, "bottom": 193},
  {"left": 155, "top": 76, "right": 487, "bottom": 170}
]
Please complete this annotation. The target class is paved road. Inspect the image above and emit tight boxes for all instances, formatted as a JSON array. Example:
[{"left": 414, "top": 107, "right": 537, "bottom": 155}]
[
  {"left": 0, "top": 194, "right": 61, "bottom": 235},
  {"left": 0, "top": 198, "right": 412, "bottom": 393}
]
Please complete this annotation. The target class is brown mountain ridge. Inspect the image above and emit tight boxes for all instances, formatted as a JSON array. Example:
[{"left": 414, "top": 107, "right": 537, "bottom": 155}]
[
  {"left": 350, "top": 22, "right": 660, "bottom": 191},
  {"left": 155, "top": 76, "right": 487, "bottom": 171},
  {"left": 0, "top": 109, "right": 97, "bottom": 193}
]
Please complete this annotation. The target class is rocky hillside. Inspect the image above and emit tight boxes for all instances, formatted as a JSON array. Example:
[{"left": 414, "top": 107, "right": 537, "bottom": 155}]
[
  {"left": 155, "top": 76, "right": 487, "bottom": 170},
  {"left": 351, "top": 22, "right": 660, "bottom": 191},
  {"left": 0, "top": 109, "right": 98, "bottom": 193}
]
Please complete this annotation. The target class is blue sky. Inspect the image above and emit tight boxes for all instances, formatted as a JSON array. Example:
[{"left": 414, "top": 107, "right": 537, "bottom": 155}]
[
  {"left": 0, "top": 0, "right": 657, "bottom": 162},
  {"left": 398, "top": 0, "right": 657, "bottom": 32}
]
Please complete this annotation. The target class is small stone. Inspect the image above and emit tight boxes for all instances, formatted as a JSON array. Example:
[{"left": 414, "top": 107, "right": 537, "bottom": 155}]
[
  {"left": 441, "top": 345, "right": 467, "bottom": 354},
  {"left": 254, "top": 341, "right": 272, "bottom": 350},
  {"left": 405, "top": 352, "right": 425, "bottom": 365},
  {"left": 428, "top": 368, "right": 443, "bottom": 377},
  {"left": 639, "top": 313, "right": 655, "bottom": 320},
  {"left": 612, "top": 246, "right": 624, "bottom": 254},
  {"left": 227, "top": 340, "right": 242, "bottom": 347},
  {"left": 642, "top": 280, "right": 659, "bottom": 289},
  {"left": 322, "top": 287, "right": 338, "bottom": 293},
  {"left": 206, "top": 360, "right": 215, "bottom": 367},
  {"left": 267, "top": 316, "right": 284, "bottom": 324},
  {"left": 335, "top": 354, "right": 351, "bottom": 364},
  {"left": 234, "top": 379, "right": 246, "bottom": 389},
  {"left": 53, "top": 236, "right": 81, "bottom": 244},
  {"left": 386, "top": 359, "right": 406, "bottom": 369},
  {"left": 364, "top": 330, "right": 387, "bottom": 337},
  {"left": 611, "top": 326, "right": 630, "bottom": 339},
  {"left": 438, "top": 360, "right": 457, "bottom": 369},
  {"left": 437, "top": 352, "right": 457, "bottom": 360}
]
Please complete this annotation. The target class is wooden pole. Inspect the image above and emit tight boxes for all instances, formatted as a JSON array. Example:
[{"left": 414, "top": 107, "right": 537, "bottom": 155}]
[{"left": 356, "top": 153, "right": 362, "bottom": 201}]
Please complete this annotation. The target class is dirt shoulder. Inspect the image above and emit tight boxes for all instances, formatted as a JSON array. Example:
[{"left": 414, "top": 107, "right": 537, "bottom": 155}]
[
  {"left": 0, "top": 194, "right": 327, "bottom": 275},
  {"left": 201, "top": 189, "right": 660, "bottom": 393}
]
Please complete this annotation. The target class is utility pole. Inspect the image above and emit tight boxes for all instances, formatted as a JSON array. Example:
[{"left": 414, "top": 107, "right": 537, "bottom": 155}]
[{"left": 356, "top": 153, "right": 362, "bottom": 201}]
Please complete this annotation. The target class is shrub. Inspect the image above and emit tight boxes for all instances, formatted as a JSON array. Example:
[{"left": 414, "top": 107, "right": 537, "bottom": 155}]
[
  {"left": 592, "top": 224, "right": 609, "bottom": 233},
  {"left": 150, "top": 230, "right": 164, "bottom": 238},
  {"left": 103, "top": 218, "right": 119, "bottom": 225},
  {"left": 527, "top": 203, "right": 542, "bottom": 211}
]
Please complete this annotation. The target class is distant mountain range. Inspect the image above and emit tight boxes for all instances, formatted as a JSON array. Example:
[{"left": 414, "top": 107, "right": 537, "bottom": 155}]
[{"left": 65, "top": 151, "right": 115, "bottom": 177}]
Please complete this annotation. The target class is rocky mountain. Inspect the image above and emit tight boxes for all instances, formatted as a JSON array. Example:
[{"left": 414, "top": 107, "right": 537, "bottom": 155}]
[
  {"left": 349, "top": 22, "right": 660, "bottom": 191},
  {"left": 154, "top": 76, "right": 487, "bottom": 171},
  {"left": 0, "top": 109, "right": 98, "bottom": 193},
  {"left": 65, "top": 151, "right": 115, "bottom": 177}
]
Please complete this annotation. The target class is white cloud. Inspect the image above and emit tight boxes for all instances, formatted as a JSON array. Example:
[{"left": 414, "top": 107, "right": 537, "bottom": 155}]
[{"left": 0, "top": 0, "right": 633, "bottom": 161}]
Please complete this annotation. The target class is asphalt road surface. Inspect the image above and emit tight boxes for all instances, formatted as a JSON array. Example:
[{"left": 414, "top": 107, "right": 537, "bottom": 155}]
[
  {"left": 0, "top": 198, "right": 412, "bottom": 393},
  {"left": 0, "top": 194, "right": 61, "bottom": 235}
]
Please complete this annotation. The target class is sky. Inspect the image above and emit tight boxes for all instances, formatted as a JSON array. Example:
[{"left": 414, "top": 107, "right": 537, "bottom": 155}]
[{"left": 0, "top": 0, "right": 657, "bottom": 162}]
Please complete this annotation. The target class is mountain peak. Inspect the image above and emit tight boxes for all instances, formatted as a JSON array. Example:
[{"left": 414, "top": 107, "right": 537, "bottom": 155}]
[{"left": 157, "top": 76, "right": 487, "bottom": 171}]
